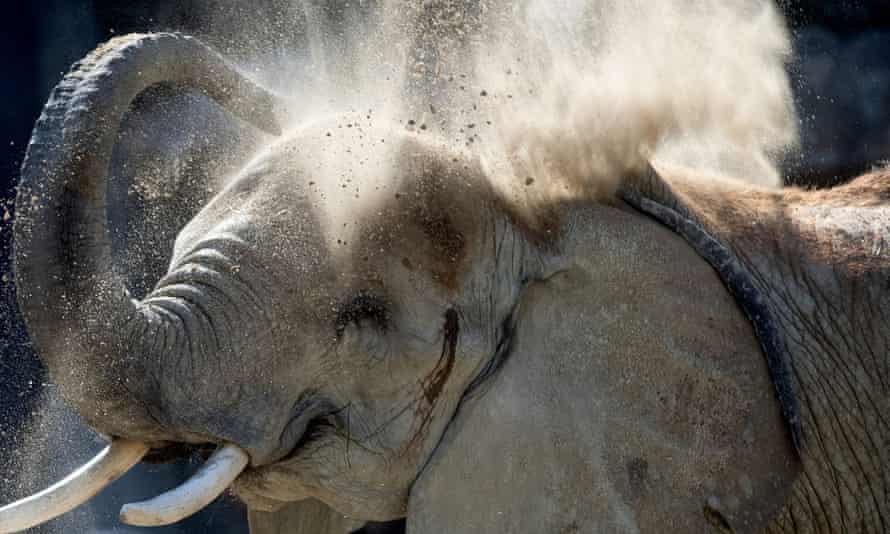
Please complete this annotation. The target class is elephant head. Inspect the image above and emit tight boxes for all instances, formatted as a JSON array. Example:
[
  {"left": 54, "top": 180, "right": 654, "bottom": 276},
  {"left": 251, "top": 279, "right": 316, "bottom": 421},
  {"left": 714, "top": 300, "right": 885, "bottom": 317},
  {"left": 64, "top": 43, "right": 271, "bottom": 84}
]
[
  {"left": 2, "top": 32, "right": 887, "bottom": 534},
  {"left": 3, "top": 31, "right": 547, "bottom": 530}
]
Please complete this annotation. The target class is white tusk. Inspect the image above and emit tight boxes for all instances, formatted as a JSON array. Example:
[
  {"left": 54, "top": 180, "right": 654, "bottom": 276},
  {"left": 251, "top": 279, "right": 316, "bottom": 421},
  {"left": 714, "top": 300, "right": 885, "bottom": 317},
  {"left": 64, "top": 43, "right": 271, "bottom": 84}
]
[
  {"left": 119, "top": 443, "right": 249, "bottom": 526},
  {"left": 0, "top": 439, "right": 148, "bottom": 534}
]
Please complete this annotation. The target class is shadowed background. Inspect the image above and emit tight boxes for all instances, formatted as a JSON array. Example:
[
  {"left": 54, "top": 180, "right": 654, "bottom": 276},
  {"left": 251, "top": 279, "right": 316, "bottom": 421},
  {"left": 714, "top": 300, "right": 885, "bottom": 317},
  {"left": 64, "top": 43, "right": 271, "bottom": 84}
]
[{"left": 1, "top": 1, "right": 889, "bottom": 532}]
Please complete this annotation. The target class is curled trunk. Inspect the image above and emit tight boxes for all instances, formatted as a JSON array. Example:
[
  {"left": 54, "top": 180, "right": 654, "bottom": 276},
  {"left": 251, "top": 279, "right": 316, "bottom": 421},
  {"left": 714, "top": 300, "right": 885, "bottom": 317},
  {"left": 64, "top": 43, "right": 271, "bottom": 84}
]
[{"left": 14, "top": 32, "right": 281, "bottom": 438}]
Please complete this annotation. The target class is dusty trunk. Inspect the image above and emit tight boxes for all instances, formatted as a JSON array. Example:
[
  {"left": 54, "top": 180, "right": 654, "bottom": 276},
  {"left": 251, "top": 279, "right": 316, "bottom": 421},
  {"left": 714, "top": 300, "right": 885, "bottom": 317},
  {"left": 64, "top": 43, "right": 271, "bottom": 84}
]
[{"left": 13, "top": 32, "right": 280, "bottom": 440}]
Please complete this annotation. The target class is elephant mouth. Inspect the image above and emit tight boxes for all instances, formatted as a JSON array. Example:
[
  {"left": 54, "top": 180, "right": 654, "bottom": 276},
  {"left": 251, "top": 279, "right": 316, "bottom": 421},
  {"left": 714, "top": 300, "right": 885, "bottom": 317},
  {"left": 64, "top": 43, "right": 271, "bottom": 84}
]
[
  {"left": 142, "top": 441, "right": 217, "bottom": 464},
  {"left": 267, "top": 395, "right": 343, "bottom": 465},
  {"left": 224, "top": 406, "right": 344, "bottom": 513},
  {"left": 276, "top": 411, "right": 340, "bottom": 464}
]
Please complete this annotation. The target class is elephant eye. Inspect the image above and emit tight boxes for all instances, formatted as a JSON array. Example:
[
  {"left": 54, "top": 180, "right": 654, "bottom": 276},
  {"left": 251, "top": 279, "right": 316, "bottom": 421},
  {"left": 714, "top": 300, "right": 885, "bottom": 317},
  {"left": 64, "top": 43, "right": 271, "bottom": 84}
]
[{"left": 335, "top": 292, "right": 390, "bottom": 337}]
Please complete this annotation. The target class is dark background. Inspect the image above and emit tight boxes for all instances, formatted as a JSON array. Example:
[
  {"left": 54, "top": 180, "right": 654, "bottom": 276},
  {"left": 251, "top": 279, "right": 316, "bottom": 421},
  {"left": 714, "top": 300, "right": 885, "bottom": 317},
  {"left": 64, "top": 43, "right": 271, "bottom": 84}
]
[{"left": 1, "top": 1, "right": 890, "bottom": 532}]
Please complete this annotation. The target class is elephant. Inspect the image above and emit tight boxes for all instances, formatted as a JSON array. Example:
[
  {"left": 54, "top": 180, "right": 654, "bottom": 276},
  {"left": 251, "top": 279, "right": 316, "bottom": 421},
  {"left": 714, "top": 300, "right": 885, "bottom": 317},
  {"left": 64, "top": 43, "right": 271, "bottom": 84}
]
[{"left": 0, "top": 31, "right": 887, "bottom": 533}]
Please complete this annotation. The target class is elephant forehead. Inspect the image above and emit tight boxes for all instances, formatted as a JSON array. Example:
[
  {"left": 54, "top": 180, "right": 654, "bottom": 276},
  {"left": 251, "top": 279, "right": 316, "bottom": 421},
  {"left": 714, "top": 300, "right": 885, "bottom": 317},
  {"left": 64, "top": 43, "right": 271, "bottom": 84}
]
[
  {"left": 175, "top": 121, "right": 479, "bottom": 297},
  {"left": 237, "top": 122, "right": 466, "bottom": 250},
  {"left": 177, "top": 128, "right": 383, "bottom": 243}
]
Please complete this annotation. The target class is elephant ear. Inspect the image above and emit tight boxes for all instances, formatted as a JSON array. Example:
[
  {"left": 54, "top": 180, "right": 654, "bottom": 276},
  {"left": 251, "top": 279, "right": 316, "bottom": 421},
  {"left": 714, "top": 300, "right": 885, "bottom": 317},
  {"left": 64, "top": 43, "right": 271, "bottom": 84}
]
[
  {"left": 408, "top": 196, "right": 799, "bottom": 533},
  {"left": 108, "top": 85, "right": 272, "bottom": 298},
  {"left": 620, "top": 163, "right": 803, "bottom": 449}
]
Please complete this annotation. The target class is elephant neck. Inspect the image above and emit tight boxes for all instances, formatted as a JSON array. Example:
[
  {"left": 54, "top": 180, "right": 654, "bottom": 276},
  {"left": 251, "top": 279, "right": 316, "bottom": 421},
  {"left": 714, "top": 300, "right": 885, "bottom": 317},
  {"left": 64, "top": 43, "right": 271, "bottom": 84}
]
[
  {"left": 634, "top": 167, "right": 890, "bottom": 532},
  {"left": 748, "top": 185, "right": 890, "bottom": 532}
]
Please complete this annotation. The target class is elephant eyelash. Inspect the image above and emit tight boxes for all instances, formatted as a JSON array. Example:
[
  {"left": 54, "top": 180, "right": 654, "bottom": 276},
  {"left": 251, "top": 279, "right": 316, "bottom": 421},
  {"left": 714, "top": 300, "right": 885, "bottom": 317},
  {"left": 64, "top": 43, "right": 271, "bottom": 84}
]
[{"left": 334, "top": 292, "right": 390, "bottom": 337}]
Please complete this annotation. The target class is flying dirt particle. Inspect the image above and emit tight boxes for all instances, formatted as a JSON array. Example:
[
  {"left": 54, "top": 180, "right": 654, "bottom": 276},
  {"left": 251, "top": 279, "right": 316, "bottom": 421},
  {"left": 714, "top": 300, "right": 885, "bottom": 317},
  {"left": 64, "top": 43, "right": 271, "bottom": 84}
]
[
  {"left": 480, "top": 89, "right": 488, "bottom": 97},
  {"left": 525, "top": 177, "right": 535, "bottom": 186}
]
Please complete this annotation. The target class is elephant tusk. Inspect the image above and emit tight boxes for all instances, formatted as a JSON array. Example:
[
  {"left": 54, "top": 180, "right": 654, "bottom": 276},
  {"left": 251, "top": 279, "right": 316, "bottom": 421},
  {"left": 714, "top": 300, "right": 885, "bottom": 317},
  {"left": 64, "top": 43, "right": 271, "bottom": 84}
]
[
  {"left": 119, "top": 443, "right": 249, "bottom": 526},
  {"left": 0, "top": 439, "right": 149, "bottom": 534}
]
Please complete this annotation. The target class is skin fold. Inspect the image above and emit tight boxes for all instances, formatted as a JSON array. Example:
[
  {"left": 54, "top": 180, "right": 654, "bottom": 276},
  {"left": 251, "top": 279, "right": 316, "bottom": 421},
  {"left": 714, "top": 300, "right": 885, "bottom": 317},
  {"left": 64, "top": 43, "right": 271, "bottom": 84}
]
[{"left": 11, "top": 33, "right": 888, "bottom": 533}]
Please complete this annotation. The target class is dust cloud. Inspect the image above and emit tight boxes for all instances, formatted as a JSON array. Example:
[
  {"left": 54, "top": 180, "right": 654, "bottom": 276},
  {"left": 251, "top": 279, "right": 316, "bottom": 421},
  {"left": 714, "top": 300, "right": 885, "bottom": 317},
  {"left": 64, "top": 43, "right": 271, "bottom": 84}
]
[
  {"left": 208, "top": 0, "right": 798, "bottom": 200},
  {"left": 475, "top": 0, "right": 798, "bottom": 197}
]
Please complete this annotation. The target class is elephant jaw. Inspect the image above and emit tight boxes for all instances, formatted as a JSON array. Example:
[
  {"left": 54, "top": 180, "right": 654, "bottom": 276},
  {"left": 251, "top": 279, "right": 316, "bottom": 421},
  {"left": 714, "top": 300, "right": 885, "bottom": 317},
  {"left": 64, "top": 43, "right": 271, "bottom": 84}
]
[{"left": 0, "top": 441, "right": 250, "bottom": 532}]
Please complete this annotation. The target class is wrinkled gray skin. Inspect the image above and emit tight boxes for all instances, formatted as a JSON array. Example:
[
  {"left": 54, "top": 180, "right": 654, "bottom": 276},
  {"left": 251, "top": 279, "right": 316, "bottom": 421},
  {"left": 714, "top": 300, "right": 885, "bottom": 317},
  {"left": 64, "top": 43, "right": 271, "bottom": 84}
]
[
  {"left": 2, "top": 86, "right": 261, "bottom": 534},
  {"left": 13, "top": 33, "right": 888, "bottom": 533}
]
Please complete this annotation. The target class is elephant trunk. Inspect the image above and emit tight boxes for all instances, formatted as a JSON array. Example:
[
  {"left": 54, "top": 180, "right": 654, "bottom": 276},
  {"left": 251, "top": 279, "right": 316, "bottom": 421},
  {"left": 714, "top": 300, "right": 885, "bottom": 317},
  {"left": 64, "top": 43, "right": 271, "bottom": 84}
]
[{"left": 13, "top": 32, "right": 281, "bottom": 437}]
